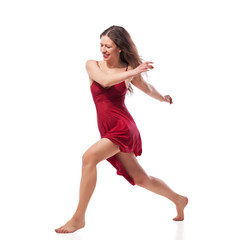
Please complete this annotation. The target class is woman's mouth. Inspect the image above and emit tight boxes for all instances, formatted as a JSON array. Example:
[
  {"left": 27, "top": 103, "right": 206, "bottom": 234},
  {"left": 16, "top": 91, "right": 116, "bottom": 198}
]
[{"left": 103, "top": 54, "right": 109, "bottom": 59}]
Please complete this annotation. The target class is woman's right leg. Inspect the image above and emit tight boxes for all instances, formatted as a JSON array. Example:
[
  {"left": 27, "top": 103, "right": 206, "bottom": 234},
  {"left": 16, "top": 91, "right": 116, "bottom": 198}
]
[
  {"left": 55, "top": 138, "right": 120, "bottom": 234},
  {"left": 115, "top": 152, "right": 188, "bottom": 221}
]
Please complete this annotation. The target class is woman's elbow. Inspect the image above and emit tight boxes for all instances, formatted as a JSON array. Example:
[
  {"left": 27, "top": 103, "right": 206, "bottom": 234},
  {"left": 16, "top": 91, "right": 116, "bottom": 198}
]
[
  {"left": 103, "top": 75, "right": 116, "bottom": 87},
  {"left": 102, "top": 78, "right": 111, "bottom": 88},
  {"left": 142, "top": 83, "right": 152, "bottom": 95},
  {"left": 103, "top": 78, "right": 110, "bottom": 87}
]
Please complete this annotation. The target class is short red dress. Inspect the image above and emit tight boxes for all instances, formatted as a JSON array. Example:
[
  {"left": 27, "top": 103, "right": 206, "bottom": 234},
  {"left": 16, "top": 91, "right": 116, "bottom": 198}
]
[{"left": 90, "top": 62, "right": 142, "bottom": 185}]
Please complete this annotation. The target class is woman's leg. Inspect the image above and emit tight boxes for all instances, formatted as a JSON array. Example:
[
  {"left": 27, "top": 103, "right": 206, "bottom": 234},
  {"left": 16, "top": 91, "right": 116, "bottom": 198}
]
[
  {"left": 55, "top": 138, "right": 120, "bottom": 233},
  {"left": 115, "top": 152, "right": 188, "bottom": 221}
]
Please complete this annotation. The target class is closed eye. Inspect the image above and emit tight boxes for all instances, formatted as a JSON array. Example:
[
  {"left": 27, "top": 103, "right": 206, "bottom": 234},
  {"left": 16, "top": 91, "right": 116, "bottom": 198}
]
[{"left": 100, "top": 44, "right": 111, "bottom": 48}]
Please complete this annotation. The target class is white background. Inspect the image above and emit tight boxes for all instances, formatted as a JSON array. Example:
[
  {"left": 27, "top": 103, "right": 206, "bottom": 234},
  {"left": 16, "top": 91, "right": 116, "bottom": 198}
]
[{"left": 0, "top": 0, "right": 236, "bottom": 239}]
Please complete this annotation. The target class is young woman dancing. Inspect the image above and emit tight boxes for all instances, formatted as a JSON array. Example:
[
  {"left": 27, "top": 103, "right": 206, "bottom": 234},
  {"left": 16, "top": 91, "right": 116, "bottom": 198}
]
[{"left": 55, "top": 25, "right": 188, "bottom": 234}]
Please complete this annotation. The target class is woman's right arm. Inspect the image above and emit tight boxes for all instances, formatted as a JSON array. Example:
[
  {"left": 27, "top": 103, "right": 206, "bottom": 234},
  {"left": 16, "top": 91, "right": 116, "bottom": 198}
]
[
  {"left": 85, "top": 60, "right": 133, "bottom": 87},
  {"left": 85, "top": 60, "right": 153, "bottom": 88}
]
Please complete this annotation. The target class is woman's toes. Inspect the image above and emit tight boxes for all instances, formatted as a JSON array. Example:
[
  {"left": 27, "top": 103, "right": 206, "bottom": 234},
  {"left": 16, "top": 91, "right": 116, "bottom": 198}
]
[
  {"left": 173, "top": 216, "right": 184, "bottom": 221},
  {"left": 55, "top": 227, "right": 63, "bottom": 233}
]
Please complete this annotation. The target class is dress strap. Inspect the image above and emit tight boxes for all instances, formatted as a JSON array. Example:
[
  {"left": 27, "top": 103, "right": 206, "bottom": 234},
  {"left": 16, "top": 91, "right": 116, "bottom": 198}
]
[{"left": 96, "top": 61, "right": 101, "bottom": 69}]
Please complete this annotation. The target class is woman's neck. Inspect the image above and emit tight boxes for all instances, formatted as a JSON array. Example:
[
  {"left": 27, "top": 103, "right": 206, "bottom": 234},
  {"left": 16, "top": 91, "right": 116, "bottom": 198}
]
[{"left": 105, "top": 58, "right": 125, "bottom": 69}]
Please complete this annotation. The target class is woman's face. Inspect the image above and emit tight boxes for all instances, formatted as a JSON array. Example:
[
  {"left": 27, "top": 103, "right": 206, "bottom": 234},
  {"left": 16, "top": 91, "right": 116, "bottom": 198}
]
[{"left": 100, "top": 35, "right": 121, "bottom": 61}]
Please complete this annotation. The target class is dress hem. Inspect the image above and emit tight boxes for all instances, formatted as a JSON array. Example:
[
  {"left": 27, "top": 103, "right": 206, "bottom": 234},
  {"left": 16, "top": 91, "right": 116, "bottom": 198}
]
[
  {"left": 101, "top": 136, "right": 141, "bottom": 186},
  {"left": 101, "top": 136, "right": 142, "bottom": 157}
]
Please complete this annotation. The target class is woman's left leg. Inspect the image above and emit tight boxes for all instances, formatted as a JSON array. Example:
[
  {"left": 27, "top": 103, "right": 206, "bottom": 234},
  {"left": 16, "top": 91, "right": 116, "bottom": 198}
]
[
  {"left": 115, "top": 152, "right": 188, "bottom": 221},
  {"left": 55, "top": 138, "right": 120, "bottom": 233}
]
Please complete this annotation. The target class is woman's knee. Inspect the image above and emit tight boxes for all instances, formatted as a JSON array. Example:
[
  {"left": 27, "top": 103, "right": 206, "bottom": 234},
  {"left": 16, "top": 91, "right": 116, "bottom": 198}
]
[
  {"left": 82, "top": 150, "right": 98, "bottom": 167},
  {"left": 133, "top": 174, "right": 150, "bottom": 187}
]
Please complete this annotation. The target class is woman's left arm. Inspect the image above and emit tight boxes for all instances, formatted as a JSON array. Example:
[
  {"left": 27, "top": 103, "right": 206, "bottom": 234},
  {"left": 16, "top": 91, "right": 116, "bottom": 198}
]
[{"left": 131, "top": 75, "right": 173, "bottom": 104}]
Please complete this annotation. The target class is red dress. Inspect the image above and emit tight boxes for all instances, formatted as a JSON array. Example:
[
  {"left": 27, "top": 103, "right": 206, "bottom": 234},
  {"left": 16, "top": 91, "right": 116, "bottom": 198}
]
[{"left": 90, "top": 63, "right": 142, "bottom": 185}]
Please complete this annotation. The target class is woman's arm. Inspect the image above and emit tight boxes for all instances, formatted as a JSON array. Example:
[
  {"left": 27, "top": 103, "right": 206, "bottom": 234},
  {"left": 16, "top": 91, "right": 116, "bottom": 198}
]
[
  {"left": 86, "top": 60, "right": 153, "bottom": 88},
  {"left": 86, "top": 60, "right": 134, "bottom": 87},
  {"left": 131, "top": 75, "right": 173, "bottom": 104}
]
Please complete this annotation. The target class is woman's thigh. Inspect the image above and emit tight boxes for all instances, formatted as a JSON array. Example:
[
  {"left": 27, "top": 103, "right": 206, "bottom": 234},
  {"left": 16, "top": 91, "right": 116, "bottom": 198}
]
[
  {"left": 115, "top": 152, "right": 149, "bottom": 185},
  {"left": 83, "top": 138, "right": 120, "bottom": 165}
]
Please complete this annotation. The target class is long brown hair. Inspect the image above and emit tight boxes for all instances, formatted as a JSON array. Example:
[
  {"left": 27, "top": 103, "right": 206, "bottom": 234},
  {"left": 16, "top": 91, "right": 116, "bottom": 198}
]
[{"left": 100, "top": 25, "right": 143, "bottom": 94}]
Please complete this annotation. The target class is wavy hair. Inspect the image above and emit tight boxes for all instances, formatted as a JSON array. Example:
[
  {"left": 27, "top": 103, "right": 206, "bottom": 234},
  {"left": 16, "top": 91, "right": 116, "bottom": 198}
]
[{"left": 100, "top": 25, "right": 143, "bottom": 94}]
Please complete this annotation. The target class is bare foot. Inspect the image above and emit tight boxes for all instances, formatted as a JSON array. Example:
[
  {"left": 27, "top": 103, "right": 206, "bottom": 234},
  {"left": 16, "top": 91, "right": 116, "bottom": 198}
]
[
  {"left": 55, "top": 217, "right": 85, "bottom": 233},
  {"left": 173, "top": 195, "right": 188, "bottom": 221}
]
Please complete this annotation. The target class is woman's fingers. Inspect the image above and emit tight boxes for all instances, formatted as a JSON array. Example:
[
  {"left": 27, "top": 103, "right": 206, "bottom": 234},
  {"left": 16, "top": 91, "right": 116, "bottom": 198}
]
[
  {"left": 144, "top": 62, "right": 154, "bottom": 67},
  {"left": 170, "top": 97, "right": 173, "bottom": 104},
  {"left": 135, "top": 61, "right": 154, "bottom": 74},
  {"left": 142, "top": 62, "right": 154, "bottom": 71},
  {"left": 146, "top": 62, "right": 154, "bottom": 70},
  {"left": 164, "top": 95, "right": 173, "bottom": 104}
]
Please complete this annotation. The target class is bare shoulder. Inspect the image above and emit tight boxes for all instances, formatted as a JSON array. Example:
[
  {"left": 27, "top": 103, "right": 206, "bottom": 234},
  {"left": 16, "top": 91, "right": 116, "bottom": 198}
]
[
  {"left": 85, "top": 59, "right": 101, "bottom": 76},
  {"left": 85, "top": 60, "right": 98, "bottom": 85},
  {"left": 85, "top": 60, "right": 105, "bottom": 86},
  {"left": 85, "top": 59, "right": 98, "bottom": 68}
]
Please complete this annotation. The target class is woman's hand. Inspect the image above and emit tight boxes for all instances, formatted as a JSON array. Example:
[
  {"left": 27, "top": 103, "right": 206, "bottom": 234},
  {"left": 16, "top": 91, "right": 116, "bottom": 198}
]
[
  {"left": 163, "top": 95, "right": 173, "bottom": 104},
  {"left": 133, "top": 61, "right": 154, "bottom": 75},
  {"left": 132, "top": 62, "right": 173, "bottom": 104}
]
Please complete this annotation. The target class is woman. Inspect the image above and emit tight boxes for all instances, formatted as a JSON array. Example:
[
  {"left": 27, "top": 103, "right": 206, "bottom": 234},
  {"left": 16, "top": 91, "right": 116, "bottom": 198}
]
[{"left": 55, "top": 25, "right": 188, "bottom": 234}]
